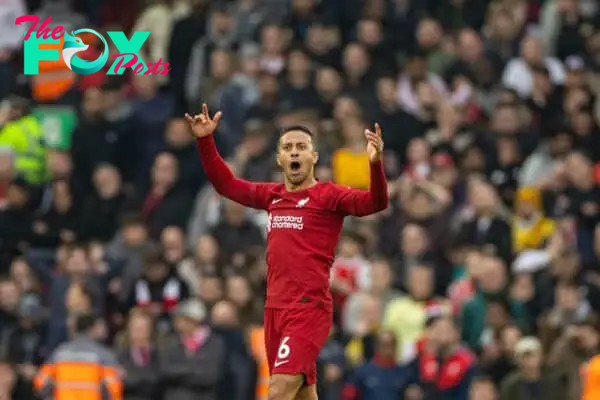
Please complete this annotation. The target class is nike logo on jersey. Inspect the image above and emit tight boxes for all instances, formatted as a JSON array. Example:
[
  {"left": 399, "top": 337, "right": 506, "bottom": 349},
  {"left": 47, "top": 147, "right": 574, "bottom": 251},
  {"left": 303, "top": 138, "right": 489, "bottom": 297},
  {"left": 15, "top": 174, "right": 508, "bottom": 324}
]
[
  {"left": 272, "top": 198, "right": 283, "bottom": 204},
  {"left": 274, "top": 360, "right": 289, "bottom": 367},
  {"left": 296, "top": 197, "right": 309, "bottom": 208}
]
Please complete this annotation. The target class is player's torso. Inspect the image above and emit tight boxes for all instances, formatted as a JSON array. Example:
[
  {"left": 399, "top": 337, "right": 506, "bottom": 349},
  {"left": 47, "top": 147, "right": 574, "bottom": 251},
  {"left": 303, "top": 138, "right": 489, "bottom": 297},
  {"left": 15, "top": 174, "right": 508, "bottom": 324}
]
[{"left": 265, "top": 186, "right": 344, "bottom": 309}]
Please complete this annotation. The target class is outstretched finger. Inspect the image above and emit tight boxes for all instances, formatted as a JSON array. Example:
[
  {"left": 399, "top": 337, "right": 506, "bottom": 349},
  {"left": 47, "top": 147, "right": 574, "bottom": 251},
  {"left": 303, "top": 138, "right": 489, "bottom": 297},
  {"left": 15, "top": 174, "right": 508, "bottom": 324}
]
[
  {"left": 184, "top": 113, "right": 193, "bottom": 122},
  {"left": 365, "top": 132, "right": 378, "bottom": 141},
  {"left": 374, "top": 123, "right": 382, "bottom": 137},
  {"left": 202, "top": 103, "right": 209, "bottom": 119},
  {"left": 213, "top": 111, "right": 223, "bottom": 124}
]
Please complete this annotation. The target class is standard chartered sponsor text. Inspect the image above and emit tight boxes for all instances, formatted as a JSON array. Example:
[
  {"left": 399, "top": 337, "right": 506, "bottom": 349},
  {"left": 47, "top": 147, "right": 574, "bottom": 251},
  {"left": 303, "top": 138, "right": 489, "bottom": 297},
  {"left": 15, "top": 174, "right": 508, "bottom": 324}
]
[{"left": 270, "top": 215, "right": 304, "bottom": 230}]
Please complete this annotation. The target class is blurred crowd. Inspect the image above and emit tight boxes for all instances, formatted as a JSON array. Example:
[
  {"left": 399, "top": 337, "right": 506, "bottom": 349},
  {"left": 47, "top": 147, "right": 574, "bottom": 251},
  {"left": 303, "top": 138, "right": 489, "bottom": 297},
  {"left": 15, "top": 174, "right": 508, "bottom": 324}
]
[{"left": 1, "top": 0, "right": 600, "bottom": 399}]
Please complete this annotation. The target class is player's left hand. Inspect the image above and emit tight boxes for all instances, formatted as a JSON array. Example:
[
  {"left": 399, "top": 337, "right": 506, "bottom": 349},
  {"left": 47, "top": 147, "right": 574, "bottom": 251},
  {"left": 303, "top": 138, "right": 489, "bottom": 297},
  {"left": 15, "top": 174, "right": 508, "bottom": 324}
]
[{"left": 365, "top": 123, "right": 384, "bottom": 162}]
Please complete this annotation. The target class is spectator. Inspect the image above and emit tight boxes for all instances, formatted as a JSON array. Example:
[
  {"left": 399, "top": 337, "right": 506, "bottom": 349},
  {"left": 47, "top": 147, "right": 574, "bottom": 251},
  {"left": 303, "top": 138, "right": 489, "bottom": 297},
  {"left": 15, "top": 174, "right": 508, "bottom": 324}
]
[
  {"left": 33, "top": 313, "right": 122, "bottom": 400},
  {"left": 117, "top": 308, "right": 161, "bottom": 400},
  {"left": 121, "top": 246, "right": 190, "bottom": 334},
  {"left": 410, "top": 314, "right": 478, "bottom": 400},
  {"left": 159, "top": 298, "right": 226, "bottom": 400},
  {"left": 2, "top": 0, "right": 600, "bottom": 398},
  {"left": 499, "top": 336, "right": 567, "bottom": 400},
  {"left": 342, "top": 331, "right": 410, "bottom": 400},
  {"left": 469, "top": 375, "right": 498, "bottom": 400}
]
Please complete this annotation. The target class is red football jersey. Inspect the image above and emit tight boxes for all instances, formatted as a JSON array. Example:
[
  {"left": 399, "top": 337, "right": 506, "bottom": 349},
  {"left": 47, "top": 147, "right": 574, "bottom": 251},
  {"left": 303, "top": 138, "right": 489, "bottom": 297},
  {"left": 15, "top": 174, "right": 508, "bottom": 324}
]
[{"left": 196, "top": 136, "right": 389, "bottom": 312}]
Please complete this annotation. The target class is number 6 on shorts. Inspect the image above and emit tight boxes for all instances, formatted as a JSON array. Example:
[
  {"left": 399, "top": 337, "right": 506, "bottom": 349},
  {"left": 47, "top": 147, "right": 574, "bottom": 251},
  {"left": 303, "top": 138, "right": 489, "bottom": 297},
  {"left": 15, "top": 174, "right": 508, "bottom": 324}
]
[{"left": 277, "top": 336, "right": 291, "bottom": 359}]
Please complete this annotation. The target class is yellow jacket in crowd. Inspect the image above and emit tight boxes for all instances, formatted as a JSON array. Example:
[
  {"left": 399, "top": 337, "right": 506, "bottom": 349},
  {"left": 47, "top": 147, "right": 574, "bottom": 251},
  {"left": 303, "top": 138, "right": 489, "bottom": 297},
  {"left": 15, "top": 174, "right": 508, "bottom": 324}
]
[
  {"left": 512, "top": 187, "right": 555, "bottom": 253},
  {"left": 0, "top": 114, "right": 48, "bottom": 184},
  {"left": 332, "top": 148, "right": 370, "bottom": 189}
]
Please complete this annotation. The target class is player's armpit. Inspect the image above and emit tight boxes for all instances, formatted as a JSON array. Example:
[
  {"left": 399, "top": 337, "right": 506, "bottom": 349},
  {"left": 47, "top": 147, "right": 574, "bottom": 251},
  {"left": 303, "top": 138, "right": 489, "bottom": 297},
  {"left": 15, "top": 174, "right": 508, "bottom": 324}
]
[
  {"left": 196, "top": 135, "right": 274, "bottom": 209},
  {"left": 332, "top": 160, "right": 389, "bottom": 216}
]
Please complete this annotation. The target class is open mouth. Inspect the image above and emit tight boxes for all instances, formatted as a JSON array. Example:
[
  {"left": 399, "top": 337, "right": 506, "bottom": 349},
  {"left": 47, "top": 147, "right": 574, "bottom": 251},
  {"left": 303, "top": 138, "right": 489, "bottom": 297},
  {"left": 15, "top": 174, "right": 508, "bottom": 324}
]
[{"left": 290, "top": 161, "right": 301, "bottom": 171}]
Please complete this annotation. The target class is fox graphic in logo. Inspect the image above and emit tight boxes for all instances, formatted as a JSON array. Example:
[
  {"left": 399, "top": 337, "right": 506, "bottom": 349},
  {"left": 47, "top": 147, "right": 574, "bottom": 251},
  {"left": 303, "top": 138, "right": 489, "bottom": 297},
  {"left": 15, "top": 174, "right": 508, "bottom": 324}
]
[{"left": 62, "top": 29, "right": 109, "bottom": 75}]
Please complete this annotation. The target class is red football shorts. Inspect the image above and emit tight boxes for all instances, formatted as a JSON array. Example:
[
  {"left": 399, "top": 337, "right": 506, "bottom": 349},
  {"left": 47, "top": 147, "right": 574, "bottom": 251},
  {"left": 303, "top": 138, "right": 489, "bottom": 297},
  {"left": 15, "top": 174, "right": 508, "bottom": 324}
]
[{"left": 264, "top": 307, "right": 332, "bottom": 385}]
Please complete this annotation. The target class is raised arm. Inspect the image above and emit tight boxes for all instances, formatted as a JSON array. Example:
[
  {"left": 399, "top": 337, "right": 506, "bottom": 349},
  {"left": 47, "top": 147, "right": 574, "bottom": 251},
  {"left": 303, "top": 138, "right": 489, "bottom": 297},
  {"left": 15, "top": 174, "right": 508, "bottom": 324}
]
[
  {"left": 333, "top": 123, "right": 389, "bottom": 216},
  {"left": 186, "top": 105, "right": 274, "bottom": 209}
]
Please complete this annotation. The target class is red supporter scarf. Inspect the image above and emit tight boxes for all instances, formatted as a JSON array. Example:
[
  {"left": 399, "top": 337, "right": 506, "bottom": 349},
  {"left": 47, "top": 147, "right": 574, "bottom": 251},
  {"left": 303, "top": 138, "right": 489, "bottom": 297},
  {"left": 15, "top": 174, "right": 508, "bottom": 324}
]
[
  {"left": 135, "top": 278, "right": 181, "bottom": 312},
  {"left": 419, "top": 347, "right": 475, "bottom": 390}
]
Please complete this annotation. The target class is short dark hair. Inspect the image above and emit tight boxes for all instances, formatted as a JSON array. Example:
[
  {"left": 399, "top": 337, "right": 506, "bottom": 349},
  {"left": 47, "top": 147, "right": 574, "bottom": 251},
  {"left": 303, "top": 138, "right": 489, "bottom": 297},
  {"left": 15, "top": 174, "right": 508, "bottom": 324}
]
[
  {"left": 279, "top": 125, "right": 314, "bottom": 138},
  {"left": 74, "top": 313, "right": 98, "bottom": 333}
]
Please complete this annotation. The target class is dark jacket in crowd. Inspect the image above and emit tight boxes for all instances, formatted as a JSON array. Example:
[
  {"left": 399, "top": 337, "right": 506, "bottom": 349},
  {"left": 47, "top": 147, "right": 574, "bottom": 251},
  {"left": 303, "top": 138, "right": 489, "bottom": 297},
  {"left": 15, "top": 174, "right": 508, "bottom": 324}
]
[
  {"left": 158, "top": 331, "right": 226, "bottom": 400},
  {"left": 118, "top": 347, "right": 162, "bottom": 400}
]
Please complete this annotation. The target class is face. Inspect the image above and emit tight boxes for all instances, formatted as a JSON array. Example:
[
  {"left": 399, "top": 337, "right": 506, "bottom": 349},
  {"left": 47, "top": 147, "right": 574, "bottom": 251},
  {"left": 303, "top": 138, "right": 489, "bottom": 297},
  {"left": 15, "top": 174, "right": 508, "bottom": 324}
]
[
  {"left": 371, "top": 260, "right": 392, "bottom": 292},
  {"left": 196, "top": 235, "right": 219, "bottom": 264},
  {"left": 224, "top": 199, "right": 246, "bottom": 225},
  {"left": 376, "top": 332, "right": 396, "bottom": 358},
  {"left": 0, "top": 281, "right": 19, "bottom": 312},
  {"left": 83, "top": 87, "right": 104, "bottom": 116},
  {"left": 211, "top": 50, "right": 234, "bottom": 79},
  {"left": 212, "top": 11, "right": 232, "bottom": 33},
  {"left": 199, "top": 277, "right": 223, "bottom": 304},
  {"left": 6, "top": 185, "right": 27, "bottom": 207},
  {"left": 401, "top": 225, "right": 428, "bottom": 255},
  {"left": 408, "top": 266, "right": 433, "bottom": 300},
  {"left": 65, "top": 248, "right": 90, "bottom": 276},
  {"left": 287, "top": 50, "right": 310, "bottom": 74},
  {"left": 417, "top": 19, "right": 442, "bottom": 48},
  {"left": 128, "top": 314, "right": 152, "bottom": 344},
  {"left": 152, "top": 153, "right": 178, "bottom": 188},
  {"left": 376, "top": 77, "right": 397, "bottom": 104},
  {"left": 430, "top": 318, "right": 457, "bottom": 348},
  {"left": 357, "top": 20, "right": 382, "bottom": 46},
  {"left": 166, "top": 118, "right": 193, "bottom": 148},
  {"left": 518, "top": 350, "right": 542, "bottom": 370},
  {"left": 133, "top": 74, "right": 158, "bottom": 98},
  {"left": 501, "top": 326, "right": 522, "bottom": 353},
  {"left": 174, "top": 316, "right": 198, "bottom": 335},
  {"left": 407, "top": 58, "right": 428, "bottom": 81},
  {"left": 565, "top": 152, "right": 593, "bottom": 184},
  {"left": 226, "top": 276, "right": 252, "bottom": 306},
  {"left": 145, "top": 262, "right": 168, "bottom": 282},
  {"left": 407, "top": 138, "right": 431, "bottom": 164},
  {"left": 93, "top": 165, "right": 121, "bottom": 198},
  {"left": 492, "top": 106, "right": 520, "bottom": 134},
  {"left": 66, "top": 284, "right": 91, "bottom": 313},
  {"left": 259, "top": 73, "right": 279, "bottom": 96},
  {"left": 261, "top": 25, "right": 285, "bottom": 54},
  {"left": 479, "top": 258, "right": 507, "bottom": 293},
  {"left": 277, "top": 130, "right": 318, "bottom": 187},
  {"left": 333, "top": 97, "right": 361, "bottom": 121},
  {"left": 315, "top": 67, "right": 342, "bottom": 96},
  {"left": 342, "top": 44, "right": 369, "bottom": 76},
  {"left": 458, "top": 30, "right": 483, "bottom": 62},
  {"left": 10, "top": 259, "right": 31, "bottom": 286},
  {"left": 522, "top": 37, "right": 543, "bottom": 64},
  {"left": 122, "top": 223, "right": 147, "bottom": 245},
  {"left": 161, "top": 226, "right": 185, "bottom": 261},
  {"left": 469, "top": 381, "right": 497, "bottom": 400},
  {"left": 211, "top": 300, "right": 239, "bottom": 327}
]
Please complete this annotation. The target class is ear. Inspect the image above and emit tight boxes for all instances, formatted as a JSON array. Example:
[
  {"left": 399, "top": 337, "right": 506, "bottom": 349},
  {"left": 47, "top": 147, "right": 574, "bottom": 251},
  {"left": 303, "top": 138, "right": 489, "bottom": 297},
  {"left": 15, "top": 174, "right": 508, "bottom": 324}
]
[
  {"left": 276, "top": 153, "right": 282, "bottom": 167},
  {"left": 313, "top": 151, "right": 319, "bottom": 165}
]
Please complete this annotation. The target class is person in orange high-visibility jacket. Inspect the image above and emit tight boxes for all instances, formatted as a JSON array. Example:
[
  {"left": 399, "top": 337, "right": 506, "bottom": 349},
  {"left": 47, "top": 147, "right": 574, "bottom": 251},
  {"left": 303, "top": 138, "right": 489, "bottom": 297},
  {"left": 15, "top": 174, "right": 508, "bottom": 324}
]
[
  {"left": 582, "top": 354, "right": 600, "bottom": 400},
  {"left": 248, "top": 325, "right": 269, "bottom": 400},
  {"left": 34, "top": 314, "right": 123, "bottom": 400}
]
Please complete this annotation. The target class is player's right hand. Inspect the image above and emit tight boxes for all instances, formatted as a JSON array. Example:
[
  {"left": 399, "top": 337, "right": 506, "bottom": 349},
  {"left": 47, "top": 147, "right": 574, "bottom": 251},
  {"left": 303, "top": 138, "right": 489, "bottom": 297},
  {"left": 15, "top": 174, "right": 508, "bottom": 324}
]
[{"left": 185, "top": 103, "right": 223, "bottom": 138}]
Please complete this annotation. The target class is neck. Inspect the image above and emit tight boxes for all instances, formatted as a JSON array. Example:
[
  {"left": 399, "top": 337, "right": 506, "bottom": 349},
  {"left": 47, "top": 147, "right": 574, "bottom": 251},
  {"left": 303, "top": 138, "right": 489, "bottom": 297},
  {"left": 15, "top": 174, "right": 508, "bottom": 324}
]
[
  {"left": 522, "top": 368, "right": 541, "bottom": 381},
  {"left": 285, "top": 177, "right": 318, "bottom": 192}
]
